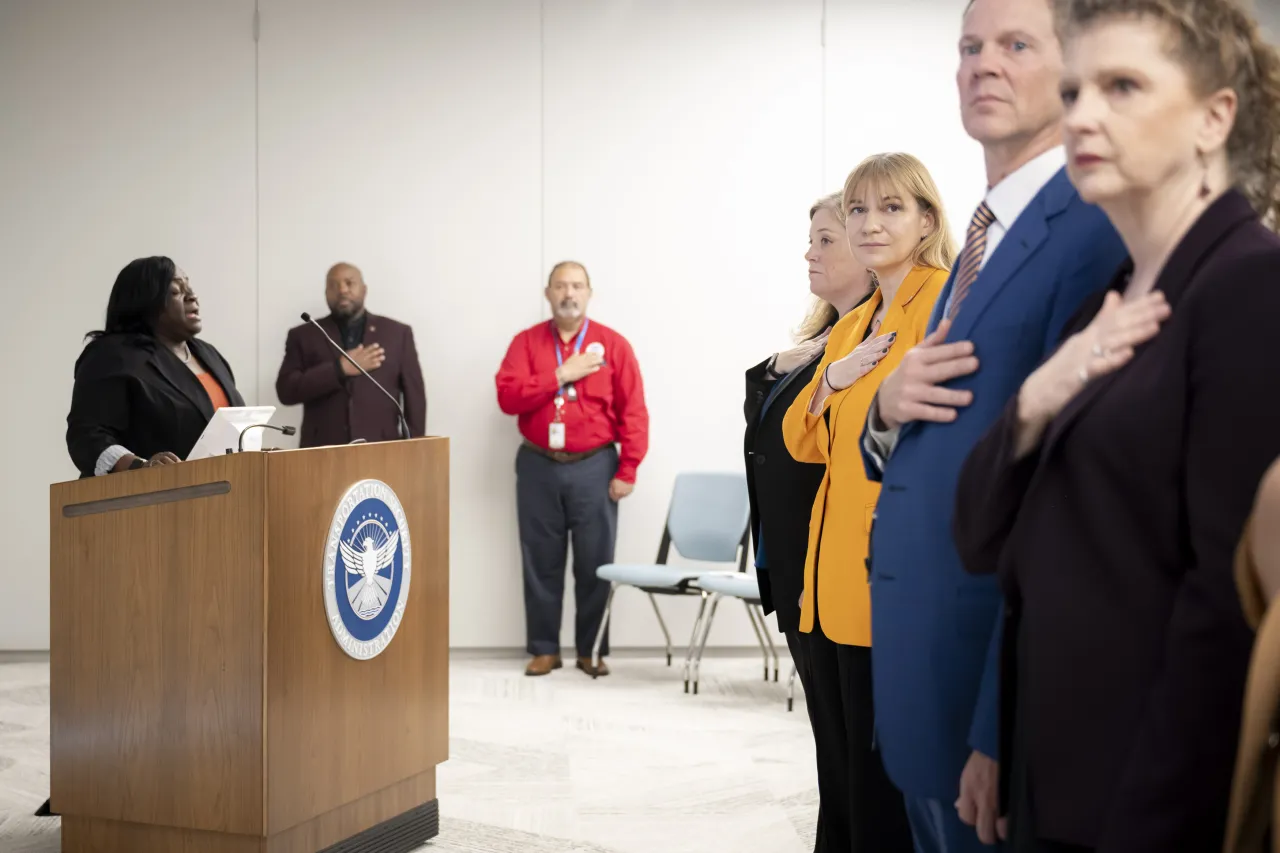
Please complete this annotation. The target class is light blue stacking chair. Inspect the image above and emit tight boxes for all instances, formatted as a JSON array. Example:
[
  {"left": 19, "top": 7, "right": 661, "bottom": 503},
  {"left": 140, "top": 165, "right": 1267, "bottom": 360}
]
[
  {"left": 686, "top": 571, "right": 779, "bottom": 696},
  {"left": 589, "top": 472, "right": 750, "bottom": 683}
]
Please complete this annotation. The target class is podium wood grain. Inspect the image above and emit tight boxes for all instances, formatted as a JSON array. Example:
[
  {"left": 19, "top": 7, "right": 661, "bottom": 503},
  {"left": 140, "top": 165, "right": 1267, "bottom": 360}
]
[
  {"left": 50, "top": 454, "right": 267, "bottom": 836},
  {"left": 50, "top": 438, "right": 450, "bottom": 853},
  {"left": 59, "top": 770, "right": 435, "bottom": 853},
  {"left": 264, "top": 440, "right": 449, "bottom": 834}
]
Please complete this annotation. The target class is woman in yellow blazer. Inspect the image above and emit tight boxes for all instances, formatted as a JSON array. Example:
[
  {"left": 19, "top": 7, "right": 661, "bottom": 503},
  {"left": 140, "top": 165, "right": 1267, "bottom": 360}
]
[
  {"left": 1224, "top": 456, "right": 1280, "bottom": 852},
  {"left": 783, "top": 152, "right": 955, "bottom": 853}
]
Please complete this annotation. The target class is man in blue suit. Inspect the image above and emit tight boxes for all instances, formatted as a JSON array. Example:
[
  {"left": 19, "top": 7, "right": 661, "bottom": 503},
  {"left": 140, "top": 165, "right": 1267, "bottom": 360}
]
[{"left": 860, "top": 0, "right": 1128, "bottom": 850}]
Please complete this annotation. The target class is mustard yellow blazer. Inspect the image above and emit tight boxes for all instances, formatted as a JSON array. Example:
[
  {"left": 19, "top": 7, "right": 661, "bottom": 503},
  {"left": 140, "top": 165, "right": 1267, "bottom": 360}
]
[{"left": 781, "top": 265, "right": 947, "bottom": 646}]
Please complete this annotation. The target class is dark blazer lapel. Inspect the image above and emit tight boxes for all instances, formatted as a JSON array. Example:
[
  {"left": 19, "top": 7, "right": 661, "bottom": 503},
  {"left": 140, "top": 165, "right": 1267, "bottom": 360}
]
[
  {"left": 901, "top": 177, "right": 1075, "bottom": 447},
  {"left": 192, "top": 339, "right": 244, "bottom": 407},
  {"left": 771, "top": 349, "right": 820, "bottom": 403},
  {"left": 148, "top": 344, "right": 214, "bottom": 420},
  {"left": 946, "top": 172, "right": 1077, "bottom": 342},
  {"left": 1041, "top": 190, "right": 1257, "bottom": 456},
  {"left": 926, "top": 269, "right": 956, "bottom": 335}
]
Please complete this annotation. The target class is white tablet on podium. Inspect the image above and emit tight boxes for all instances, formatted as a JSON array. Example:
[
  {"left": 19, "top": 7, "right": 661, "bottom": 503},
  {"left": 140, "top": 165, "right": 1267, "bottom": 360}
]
[{"left": 186, "top": 406, "right": 277, "bottom": 460}]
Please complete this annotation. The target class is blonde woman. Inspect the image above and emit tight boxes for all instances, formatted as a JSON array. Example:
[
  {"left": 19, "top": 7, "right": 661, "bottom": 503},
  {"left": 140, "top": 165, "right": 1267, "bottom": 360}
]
[
  {"left": 744, "top": 193, "right": 882, "bottom": 850},
  {"left": 782, "top": 153, "right": 956, "bottom": 852}
]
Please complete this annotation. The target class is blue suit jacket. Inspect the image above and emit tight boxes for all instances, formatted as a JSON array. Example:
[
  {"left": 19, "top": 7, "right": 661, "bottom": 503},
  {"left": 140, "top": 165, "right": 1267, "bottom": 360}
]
[{"left": 861, "top": 168, "right": 1127, "bottom": 799}]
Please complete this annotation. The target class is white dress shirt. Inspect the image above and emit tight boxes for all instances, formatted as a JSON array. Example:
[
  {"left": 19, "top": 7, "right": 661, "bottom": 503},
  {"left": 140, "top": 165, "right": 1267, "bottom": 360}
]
[
  {"left": 865, "top": 146, "right": 1068, "bottom": 466},
  {"left": 95, "top": 445, "right": 132, "bottom": 475}
]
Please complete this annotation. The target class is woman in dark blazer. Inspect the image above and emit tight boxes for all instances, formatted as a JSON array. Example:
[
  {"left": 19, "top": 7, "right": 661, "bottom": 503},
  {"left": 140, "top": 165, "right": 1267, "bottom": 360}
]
[
  {"left": 67, "top": 256, "right": 245, "bottom": 477},
  {"left": 745, "top": 192, "right": 878, "bottom": 852},
  {"left": 952, "top": 2, "right": 1280, "bottom": 851}
]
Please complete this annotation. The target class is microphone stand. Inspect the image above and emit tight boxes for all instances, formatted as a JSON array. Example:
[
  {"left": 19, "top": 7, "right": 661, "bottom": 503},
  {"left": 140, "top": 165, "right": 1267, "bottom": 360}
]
[
  {"left": 301, "top": 312, "right": 410, "bottom": 441},
  {"left": 235, "top": 423, "right": 297, "bottom": 453}
]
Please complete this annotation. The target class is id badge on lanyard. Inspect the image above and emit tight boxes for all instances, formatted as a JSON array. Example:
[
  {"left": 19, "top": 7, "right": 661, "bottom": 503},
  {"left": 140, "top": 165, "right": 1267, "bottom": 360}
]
[
  {"left": 549, "top": 396, "right": 566, "bottom": 450},
  {"left": 550, "top": 319, "right": 589, "bottom": 450}
]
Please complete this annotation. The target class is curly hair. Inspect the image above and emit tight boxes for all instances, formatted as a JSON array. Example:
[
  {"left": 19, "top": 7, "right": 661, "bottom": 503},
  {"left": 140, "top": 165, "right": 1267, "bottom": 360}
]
[{"left": 1055, "top": 0, "right": 1280, "bottom": 226}]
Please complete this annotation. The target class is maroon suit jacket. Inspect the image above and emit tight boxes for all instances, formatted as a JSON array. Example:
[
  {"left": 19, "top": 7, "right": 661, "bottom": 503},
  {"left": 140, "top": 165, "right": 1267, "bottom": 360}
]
[{"left": 275, "top": 312, "right": 426, "bottom": 448}]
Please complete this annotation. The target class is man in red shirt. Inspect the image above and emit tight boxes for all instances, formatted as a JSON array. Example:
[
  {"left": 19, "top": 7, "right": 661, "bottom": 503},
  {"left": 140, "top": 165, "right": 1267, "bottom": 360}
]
[{"left": 495, "top": 261, "right": 649, "bottom": 678}]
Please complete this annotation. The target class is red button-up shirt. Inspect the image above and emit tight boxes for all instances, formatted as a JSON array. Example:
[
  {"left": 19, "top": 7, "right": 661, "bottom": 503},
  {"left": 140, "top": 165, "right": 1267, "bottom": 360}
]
[{"left": 495, "top": 318, "right": 649, "bottom": 483}]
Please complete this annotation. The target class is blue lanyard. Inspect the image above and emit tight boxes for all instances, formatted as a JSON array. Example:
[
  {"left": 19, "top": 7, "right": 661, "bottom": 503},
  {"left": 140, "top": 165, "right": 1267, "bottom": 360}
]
[{"left": 553, "top": 319, "right": 590, "bottom": 394}]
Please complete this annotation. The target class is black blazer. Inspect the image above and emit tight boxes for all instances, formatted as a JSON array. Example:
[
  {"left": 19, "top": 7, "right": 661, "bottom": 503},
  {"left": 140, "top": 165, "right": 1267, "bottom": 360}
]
[
  {"left": 66, "top": 333, "right": 245, "bottom": 477},
  {"left": 744, "top": 351, "right": 827, "bottom": 634},
  {"left": 953, "top": 191, "right": 1280, "bottom": 852}
]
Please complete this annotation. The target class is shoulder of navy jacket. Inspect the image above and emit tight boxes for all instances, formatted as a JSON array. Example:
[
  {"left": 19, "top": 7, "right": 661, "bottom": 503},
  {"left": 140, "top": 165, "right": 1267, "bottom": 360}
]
[{"left": 1040, "top": 167, "right": 1077, "bottom": 219}]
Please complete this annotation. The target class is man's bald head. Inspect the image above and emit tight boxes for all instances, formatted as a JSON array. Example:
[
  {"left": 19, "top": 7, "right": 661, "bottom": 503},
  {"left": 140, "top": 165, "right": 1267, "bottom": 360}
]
[
  {"left": 547, "top": 261, "right": 590, "bottom": 288},
  {"left": 325, "top": 262, "right": 367, "bottom": 320}
]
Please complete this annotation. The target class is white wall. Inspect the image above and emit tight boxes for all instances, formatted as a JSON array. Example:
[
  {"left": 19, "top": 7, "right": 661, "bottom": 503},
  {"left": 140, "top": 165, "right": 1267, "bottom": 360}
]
[
  {"left": 824, "top": 0, "right": 986, "bottom": 228},
  {"left": 0, "top": 0, "right": 984, "bottom": 650},
  {"left": 0, "top": 0, "right": 257, "bottom": 649},
  {"left": 539, "top": 0, "right": 826, "bottom": 650},
  {"left": 255, "top": 0, "right": 546, "bottom": 649}
]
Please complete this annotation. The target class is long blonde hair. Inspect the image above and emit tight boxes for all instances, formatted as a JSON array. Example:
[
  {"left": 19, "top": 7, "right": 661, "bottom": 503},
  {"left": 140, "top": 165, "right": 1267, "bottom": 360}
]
[
  {"left": 842, "top": 153, "right": 958, "bottom": 271},
  {"left": 795, "top": 192, "right": 873, "bottom": 342}
]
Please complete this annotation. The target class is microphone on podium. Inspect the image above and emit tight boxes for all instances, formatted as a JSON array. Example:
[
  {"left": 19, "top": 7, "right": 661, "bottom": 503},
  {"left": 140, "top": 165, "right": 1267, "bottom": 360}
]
[
  {"left": 301, "top": 312, "right": 410, "bottom": 440},
  {"left": 235, "top": 423, "right": 297, "bottom": 453}
]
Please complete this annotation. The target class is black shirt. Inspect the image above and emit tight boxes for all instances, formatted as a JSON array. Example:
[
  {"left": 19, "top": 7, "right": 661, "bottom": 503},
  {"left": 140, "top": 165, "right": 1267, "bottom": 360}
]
[{"left": 337, "top": 312, "right": 367, "bottom": 351}]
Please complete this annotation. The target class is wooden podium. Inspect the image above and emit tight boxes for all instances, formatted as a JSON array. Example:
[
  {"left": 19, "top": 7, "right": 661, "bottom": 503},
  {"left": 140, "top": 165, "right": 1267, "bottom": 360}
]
[{"left": 48, "top": 438, "right": 449, "bottom": 853}]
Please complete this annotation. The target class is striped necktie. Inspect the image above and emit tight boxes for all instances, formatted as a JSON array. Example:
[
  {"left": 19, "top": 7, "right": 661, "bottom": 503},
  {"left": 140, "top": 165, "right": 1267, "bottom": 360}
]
[{"left": 946, "top": 201, "right": 997, "bottom": 320}]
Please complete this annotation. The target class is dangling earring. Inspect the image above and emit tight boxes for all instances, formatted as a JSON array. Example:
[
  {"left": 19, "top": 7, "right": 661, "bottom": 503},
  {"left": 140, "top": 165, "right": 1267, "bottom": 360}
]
[{"left": 1197, "top": 150, "right": 1212, "bottom": 199}]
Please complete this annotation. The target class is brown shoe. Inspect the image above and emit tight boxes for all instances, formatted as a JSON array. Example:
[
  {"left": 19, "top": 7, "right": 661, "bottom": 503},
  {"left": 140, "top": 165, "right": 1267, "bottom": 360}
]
[
  {"left": 577, "top": 657, "right": 609, "bottom": 677},
  {"left": 525, "top": 654, "right": 562, "bottom": 676}
]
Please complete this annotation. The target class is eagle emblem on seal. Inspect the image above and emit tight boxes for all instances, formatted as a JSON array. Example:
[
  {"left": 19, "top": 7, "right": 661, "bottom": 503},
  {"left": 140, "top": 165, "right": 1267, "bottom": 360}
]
[{"left": 339, "top": 520, "right": 400, "bottom": 620}]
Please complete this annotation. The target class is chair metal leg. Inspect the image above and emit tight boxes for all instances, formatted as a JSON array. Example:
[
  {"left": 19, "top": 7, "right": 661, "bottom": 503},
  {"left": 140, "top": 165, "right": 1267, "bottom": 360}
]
[
  {"left": 742, "top": 599, "right": 769, "bottom": 681},
  {"left": 754, "top": 605, "right": 780, "bottom": 682},
  {"left": 590, "top": 583, "right": 617, "bottom": 677},
  {"left": 682, "top": 592, "right": 710, "bottom": 693},
  {"left": 787, "top": 662, "right": 798, "bottom": 712},
  {"left": 647, "top": 593, "right": 673, "bottom": 666},
  {"left": 692, "top": 593, "right": 722, "bottom": 695}
]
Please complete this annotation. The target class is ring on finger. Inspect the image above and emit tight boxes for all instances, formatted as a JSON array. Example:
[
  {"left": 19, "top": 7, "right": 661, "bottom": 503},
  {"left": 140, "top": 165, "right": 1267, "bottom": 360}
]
[
  {"left": 1078, "top": 366, "right": 1089, "bottom": 385},
  {"left": 1091, "top": 343, "right": 1105, "bottom": 358}
]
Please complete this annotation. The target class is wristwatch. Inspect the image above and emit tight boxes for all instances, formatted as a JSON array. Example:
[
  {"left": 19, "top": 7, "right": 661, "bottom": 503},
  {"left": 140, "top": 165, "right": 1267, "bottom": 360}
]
[{"left": 128, "top": 457, "right": 147, "bottom": 470}]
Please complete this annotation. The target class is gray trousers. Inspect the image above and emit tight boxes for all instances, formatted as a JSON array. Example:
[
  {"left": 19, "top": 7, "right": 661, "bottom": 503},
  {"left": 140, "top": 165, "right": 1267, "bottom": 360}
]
[{"left": 516, "top": 444, "right": 619, "bottom": 658}]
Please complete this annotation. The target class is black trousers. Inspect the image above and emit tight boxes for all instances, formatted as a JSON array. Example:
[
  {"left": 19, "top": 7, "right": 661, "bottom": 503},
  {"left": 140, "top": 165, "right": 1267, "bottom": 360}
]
[
  {"left": 516, "top": 444, "right": 618, "bottom": 658},
  {"left": 1009, "top": 761, "right": 1092, "bottom": 853},
  {"left": 1008, "top": 642, "right": 1093, "bottom": 853},
  {"left": 805, "top": 613, "right": 914, "bottom": 852},
  {"left": 785, "top": 629, "right": 827, "bottom": 849}
]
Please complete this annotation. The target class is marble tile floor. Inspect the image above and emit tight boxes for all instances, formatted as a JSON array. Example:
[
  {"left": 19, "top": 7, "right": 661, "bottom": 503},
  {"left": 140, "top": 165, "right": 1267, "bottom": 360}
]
[{"left": 0, "top": 651, "right": 817, "bottom": 852}]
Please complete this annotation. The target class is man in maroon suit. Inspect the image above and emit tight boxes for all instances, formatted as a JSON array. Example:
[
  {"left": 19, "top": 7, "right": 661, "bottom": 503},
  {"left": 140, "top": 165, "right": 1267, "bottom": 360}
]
[{"left": 276, "top": 262, "right": 426, "bottom": 448}]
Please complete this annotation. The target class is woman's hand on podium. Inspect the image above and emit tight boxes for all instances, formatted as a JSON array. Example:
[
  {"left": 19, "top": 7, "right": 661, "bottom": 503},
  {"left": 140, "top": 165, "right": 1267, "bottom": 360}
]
[
  {"left": 112, "top": 451, "right": 181, "bottom": 472},
  {"left": 145, "top": 452, "right": 182, "bottom": 467}
]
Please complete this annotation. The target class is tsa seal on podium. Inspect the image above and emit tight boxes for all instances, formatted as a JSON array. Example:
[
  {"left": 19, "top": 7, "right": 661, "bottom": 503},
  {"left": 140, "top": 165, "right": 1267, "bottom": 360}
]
[{"left": 323, "top": 479, "right": 412, "bottom": 660}]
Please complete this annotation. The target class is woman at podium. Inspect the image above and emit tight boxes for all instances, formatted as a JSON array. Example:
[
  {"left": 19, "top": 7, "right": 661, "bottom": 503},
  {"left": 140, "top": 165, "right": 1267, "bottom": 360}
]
[{"left": 66, "top": 256, "right": 245, "bottom": 477}]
